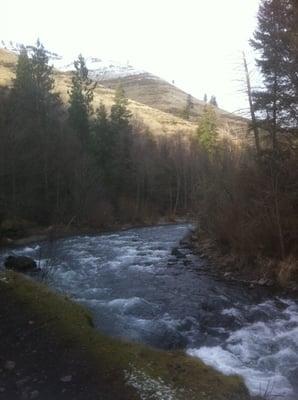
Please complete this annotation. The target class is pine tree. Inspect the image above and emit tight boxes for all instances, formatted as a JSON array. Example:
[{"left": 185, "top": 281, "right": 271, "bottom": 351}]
[
  {"left": 7, "top": 41, "right": 61, "bottom": 221},
  {"left": 12, "top": 47, "right": 34, "bottom": 101},
  {"left": 109, "top": 85, "right": 133, "bottom": 202},
  {"left": 209, "top": 95, "right": 218, "bottom": 107},
  {"left": 31, "top": 41, "right": 60, "bottom": 213},
  {"left": 196, "top": 106, "right": 218, "bottom": 152},
  {"left": 68, "top": 54, "right": 94, "bottom": 146},
  {"left": 287, "top": 1, "right": 298, "bottom": 114},
  {"left": 5, "top": 47, "right": 34, "bottom": 216},
  {"left": 9, "top": 47, "right": 35, "bottom": 131},
  {"left": 250, "top": 0, "right": 298, "bottom": 148},
  {"left": 31, "top": 40, "right": 56, "bottom": 106},
  {"left": 203, "top": 94, "right": 208, "bottom": 103},
  {"left": 110, "top": 85, "right": 131, "bottom": 132},
  {"left": 182, "top": 94, "right": 194, "bottom": 120},
  {"left": 92, "top": 102, "right": 111, "bottom": 172}
]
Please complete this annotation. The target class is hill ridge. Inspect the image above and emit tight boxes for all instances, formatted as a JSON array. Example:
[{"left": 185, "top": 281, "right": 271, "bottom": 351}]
[{"left": 0, "top": 47, "right": 247, "bottom": 137}]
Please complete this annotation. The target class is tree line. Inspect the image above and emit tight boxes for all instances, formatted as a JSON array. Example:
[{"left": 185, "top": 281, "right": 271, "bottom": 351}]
[
  {"left": 0, "top": 42, "right": 207, "bottom": 235},
  {"left": 197, "top": 0, "right": 298, "bottom": 272},
  {"left": 1, "top": 0, "right": 297, "bottom": 282}
]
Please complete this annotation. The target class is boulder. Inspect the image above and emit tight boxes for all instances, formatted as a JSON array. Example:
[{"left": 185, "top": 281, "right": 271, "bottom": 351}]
[
  {"left": 4, "top": 256, "right": 37, "bottom": 272},
  {"left": 257, "top": 277, "right": 275, "bottom": 287},
  {"left": 258, "top": 278, "right": 267, "bottom": 286},
  {"left": 171, "top": 247, "right": 185, "bottom": 258}
]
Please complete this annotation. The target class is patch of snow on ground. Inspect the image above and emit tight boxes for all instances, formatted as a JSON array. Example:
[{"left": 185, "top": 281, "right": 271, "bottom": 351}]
[{"left": 125, "top": 365, "right": 182, "bottom": 400}]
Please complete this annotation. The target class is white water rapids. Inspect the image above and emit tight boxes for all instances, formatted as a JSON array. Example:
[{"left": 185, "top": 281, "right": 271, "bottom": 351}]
[{"left": 1, "top": 224, "right": 297, "bottom": 399}]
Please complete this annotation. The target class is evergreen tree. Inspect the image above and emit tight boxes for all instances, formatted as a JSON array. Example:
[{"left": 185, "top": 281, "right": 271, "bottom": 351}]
[
  {"left": 31, "top": 41, "right": 61, "bottom": 213},
  {"left": 196, "top": 106, "right": 218, "bottom": 152},
  {"left": 31, "top": 40, "right": 56, "bottom": 107},
  {"left": 287, "top": 1, "right": 298, "bottom": 119},
  {"left": 209, "top": 95, "right": 218, "bottom": 107},
  {"left": 4, "top": 47, "right": 34, "bottom": 217},
  {"left": 92, "top": 102, "right": 111, "bottom": 172},
  {"left": 68, "top": 54, "right": 94, "bottom": 146},
  {"left": 7, "top": 41, "right": 61, "bottom": 221},
  {"left": 110, "top": 85, "right": 131, "bottom": 132},
  {"left": 110, "top": 84, "right": 132, "bottom": 177},
  {"left": 182, "top": 94, "right": 194, "bottom": 120},
  {"left": 9, "top": 47, "right": 35, "bottom": 135},
  {"left": 250, "top": 0, "right": 298, "bottom": 148},
  {"left": 109, "top": 85, "right": 133, "bottom": 202},
  {"left": 203, "top": 93, "right": 208, "bottom": 103},
  {"left": 12, "top": 47, "right": 34, "bottom": 101}
]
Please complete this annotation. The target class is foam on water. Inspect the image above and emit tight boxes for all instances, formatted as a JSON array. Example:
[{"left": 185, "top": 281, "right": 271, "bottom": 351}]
[
  {"left": 107, "top": 297, "right": 144, "bottom": 312},
  {"left": 1, "top": 223, "right": 297, "bottom": 398},
  {"left": 188, "top": 299, "right": 298, "bottom": 398},
  {"left": 221, "top": 308, "right": 243, "bottom": 319}
]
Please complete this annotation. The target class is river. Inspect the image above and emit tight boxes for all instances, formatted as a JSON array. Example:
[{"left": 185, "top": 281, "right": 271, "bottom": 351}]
[{"left": 1, "top": 224, "right": 297, "bottom": 399}]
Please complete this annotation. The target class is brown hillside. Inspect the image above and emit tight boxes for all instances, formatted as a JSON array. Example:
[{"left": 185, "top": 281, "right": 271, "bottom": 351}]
[
  {"left": 0, "top": 48, "right": 248, "bottom": 138},
  {"left": 101, "top": 73, "right": 244, "bottom": 122}
]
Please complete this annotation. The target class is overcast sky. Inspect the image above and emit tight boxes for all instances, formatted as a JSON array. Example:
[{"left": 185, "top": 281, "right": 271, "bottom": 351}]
[{"left": 1, "top": 0, "right": 260, "bottom": 114}]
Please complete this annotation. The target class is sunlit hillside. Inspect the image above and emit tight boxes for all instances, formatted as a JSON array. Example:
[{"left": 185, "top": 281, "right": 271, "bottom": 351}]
[
  {"left": 0, "top": 48, "right": 247, "bottom": 138},
  {"left": 101, "top": 73, "right": 246, "bottom": 124}
]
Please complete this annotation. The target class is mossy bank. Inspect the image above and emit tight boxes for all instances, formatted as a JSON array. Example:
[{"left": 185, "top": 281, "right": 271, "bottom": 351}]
[{"left": 0, "top": 271, "right": 252, "bottom": 400}]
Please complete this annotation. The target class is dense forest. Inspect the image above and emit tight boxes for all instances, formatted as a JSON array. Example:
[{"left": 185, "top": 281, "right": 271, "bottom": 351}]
[
  {"left": 0, "top": 45, "right": 203, "bottom": 230},
  {"left": 0, "top": 0, "right": 297, "bottom": 286}
]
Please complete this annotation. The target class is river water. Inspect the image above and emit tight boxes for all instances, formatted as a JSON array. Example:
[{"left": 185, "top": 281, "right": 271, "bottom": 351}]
[{"left": 1, "top": 224, "right": 297, "bottom": 399}]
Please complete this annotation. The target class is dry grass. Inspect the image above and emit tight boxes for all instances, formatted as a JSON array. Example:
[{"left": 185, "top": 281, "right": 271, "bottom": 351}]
[
  {"left": 278, "top": 256, "right": 298, "bottom": 288},
  {"left": 0, "top": 48, "right": 17, "bottom": 86},
  {"left": 102, "top": 73, "right": 248, "bottom": 126},
  {"left": 0, "top": 48, "right": 248, "bottom": 138},
  {"left": 54, "top": 72, "right": 196, "bottom": 136}
]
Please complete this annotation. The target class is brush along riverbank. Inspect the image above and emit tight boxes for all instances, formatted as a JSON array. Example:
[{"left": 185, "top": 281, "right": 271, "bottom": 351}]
[{"left": 188, "top": 230, "right": 298, "bottom": 295}]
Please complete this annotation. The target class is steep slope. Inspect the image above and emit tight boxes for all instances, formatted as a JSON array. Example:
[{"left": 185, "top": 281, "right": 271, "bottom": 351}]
[
  {"left": 55, "top": 51, "right": 248, "bottom": 136},
  {"left": 0, "top": 47, "right": 247, "bottom": 138},
  {"left": 101, "top": 73, "right": 245, "bottom": 124},
  {"left": 101, "top": 73, "right": 248, "bottom": 140},
  {"left": 0, "top": 48, "right": 194, "bottom": 136}
]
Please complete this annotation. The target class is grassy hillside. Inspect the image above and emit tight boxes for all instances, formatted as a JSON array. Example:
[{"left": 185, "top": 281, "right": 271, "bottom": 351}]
[
  {"left": 0, "top": 48, "right": 247, "bottom": 138},
  {"left": 0, "top": 48, "right": 16, "bottom": 84},
  {"left": 0, "top": 49, "right": 193, "bottom": 136},
  {"left": 101, "top": 72, "right": 246, "bottom": 124}
]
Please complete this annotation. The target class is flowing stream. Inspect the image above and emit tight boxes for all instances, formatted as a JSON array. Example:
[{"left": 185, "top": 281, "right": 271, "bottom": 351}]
[{"left": 1, "top": 224, "right": 297, "bottom": 399}]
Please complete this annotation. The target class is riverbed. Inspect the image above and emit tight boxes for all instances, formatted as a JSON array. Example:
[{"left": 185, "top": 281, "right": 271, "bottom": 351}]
[{"left": 1, "top": 224, "right": 297, "bottom": 399}]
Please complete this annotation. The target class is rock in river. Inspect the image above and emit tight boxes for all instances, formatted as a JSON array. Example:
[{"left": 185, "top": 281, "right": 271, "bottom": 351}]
[{"left": 4, "top": 256, "right": 37, "bottom": 272}]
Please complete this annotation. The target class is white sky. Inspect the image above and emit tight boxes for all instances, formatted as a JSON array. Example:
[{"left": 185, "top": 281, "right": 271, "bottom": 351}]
[{"left": 1, "top": 0, "right": 260, "bottom": 114}]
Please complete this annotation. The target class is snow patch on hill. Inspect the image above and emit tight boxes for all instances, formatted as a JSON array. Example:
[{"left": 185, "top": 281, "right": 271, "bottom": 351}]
[
  {"left": 54, "top": 56, "right": 147, "bottom": 81},
  {"left": 0, "top": 40, "right": 147, "bottom": 81},
  {"left": 0, "top": 40, "right": 61, "bottom": 60}
]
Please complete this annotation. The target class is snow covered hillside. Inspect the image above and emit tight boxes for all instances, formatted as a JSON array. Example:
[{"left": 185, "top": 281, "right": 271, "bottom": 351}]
[{"left": 0, "top": 40, "right": 147, "bottom": 81}]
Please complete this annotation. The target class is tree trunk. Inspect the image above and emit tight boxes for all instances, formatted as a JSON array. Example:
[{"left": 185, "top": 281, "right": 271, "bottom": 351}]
[
  {"left": 243, "top": 53, "right": 261, "bottom": 157},
  {"left": 272, "top": 75, "right": 278, "bottom": 153}
]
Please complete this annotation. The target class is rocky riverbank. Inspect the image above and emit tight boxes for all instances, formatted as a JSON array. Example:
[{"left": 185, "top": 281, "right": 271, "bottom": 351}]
[
  {"left": 187, "top": 230, "right": 298, "bottom": 296},
  {"left": 0, "top": 217, "right": 184, "bottom": 249}
]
